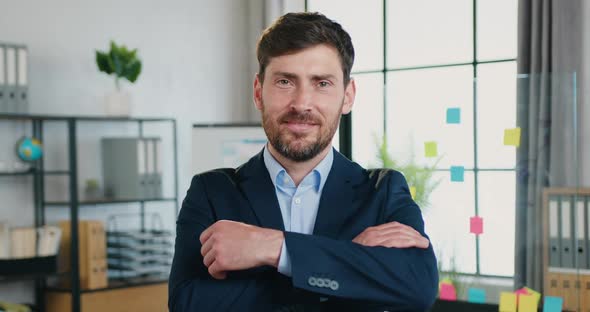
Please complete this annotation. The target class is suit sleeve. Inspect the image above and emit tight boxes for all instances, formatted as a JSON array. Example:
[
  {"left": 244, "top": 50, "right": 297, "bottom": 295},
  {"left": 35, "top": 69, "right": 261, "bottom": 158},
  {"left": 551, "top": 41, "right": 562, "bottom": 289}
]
[
  {"left": 284, "top": 170, "right": 439, "bottom": 311},
  {"left": 168, "top": 175, "right": 258, "bottom": 311}
]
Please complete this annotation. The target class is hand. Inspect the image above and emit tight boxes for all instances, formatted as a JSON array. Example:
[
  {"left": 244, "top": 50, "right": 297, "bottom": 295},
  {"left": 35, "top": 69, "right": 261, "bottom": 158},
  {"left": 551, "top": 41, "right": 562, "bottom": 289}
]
[
  {"left": 352, "top": 221, "right": 430, "bottom": 249},
  {"left": 199, "top": 220, "right": 284, "bottom": 279}
]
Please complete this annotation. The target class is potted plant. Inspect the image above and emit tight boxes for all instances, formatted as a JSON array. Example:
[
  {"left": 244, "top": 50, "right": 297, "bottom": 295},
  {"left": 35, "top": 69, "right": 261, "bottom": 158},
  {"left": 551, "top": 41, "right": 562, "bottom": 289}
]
[{"left": 96, "top": 41, "right": 142, "bottom": 116}]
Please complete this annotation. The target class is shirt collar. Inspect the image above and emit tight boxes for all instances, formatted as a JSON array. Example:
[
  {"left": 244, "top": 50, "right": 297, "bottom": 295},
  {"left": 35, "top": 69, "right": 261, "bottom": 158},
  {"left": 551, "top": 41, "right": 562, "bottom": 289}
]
[{"left": 263, "top": 144, "right": 333, "bottom": 192}]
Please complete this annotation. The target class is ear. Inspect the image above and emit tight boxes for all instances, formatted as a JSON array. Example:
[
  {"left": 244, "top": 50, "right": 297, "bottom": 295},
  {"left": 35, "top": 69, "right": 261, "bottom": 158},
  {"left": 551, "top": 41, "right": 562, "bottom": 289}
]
[
  {"left": 253, "top": 74, "right": 263, "bottom": 111},
  {"left": 341, "top": 78, "right": 356, "bottom": 115}
]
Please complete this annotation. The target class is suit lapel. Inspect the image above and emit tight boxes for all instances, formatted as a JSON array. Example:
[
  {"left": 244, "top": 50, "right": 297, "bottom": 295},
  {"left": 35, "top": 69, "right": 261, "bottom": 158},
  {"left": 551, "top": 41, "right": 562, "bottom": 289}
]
[
  {"left": 313, "top": 151, "right": 362, "bottom": 237},
  {"left": 238, "top": 151, "right": 285, "bottom": 231}
]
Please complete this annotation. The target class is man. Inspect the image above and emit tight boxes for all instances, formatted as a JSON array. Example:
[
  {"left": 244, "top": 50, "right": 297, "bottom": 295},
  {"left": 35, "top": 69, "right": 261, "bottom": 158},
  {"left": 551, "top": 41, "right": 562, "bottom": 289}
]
[{"left": 169, "top": 12, "right": 438, "bottom": 311}]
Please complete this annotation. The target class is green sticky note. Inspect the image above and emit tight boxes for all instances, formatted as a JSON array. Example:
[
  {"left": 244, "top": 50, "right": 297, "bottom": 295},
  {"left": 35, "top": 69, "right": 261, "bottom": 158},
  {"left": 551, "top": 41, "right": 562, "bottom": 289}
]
[
  {"left": 499, "top": 292, "right": 517, "bottom": 312},
  {"left": 424, "top": 141, "right": 438, "bottom": 158},
  {"left": 504, "top": 127, "right": 521, "bottom": 147}
]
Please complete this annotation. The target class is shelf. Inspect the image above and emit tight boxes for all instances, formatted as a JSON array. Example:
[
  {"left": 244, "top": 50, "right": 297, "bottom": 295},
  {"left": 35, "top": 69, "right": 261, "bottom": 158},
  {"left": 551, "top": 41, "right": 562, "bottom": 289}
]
[
  {"left": 0, "top": 113, "right": 174, "bottom": 122},
  {"left": 45, "top": 276, "right": 168, "bottom": 293},
  {"left": 0, "top": 169, "right": 35, "bottom": 176},
  {"left": 0, "top": 271, "right": 67, "bottom": 283},
  {"left": 0, "top": 169, "right": 70, "bottom": 176},
  {"left": 43, "top": 170, "right": 70, "bottom": 175},
  {"left": 44, "top": 198, "right": 177, "bottom": 206}
]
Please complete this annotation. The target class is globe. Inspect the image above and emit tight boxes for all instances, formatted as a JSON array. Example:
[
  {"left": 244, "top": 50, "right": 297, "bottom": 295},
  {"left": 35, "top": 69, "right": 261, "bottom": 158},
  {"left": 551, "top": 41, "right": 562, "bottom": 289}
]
[{"left": 16, "top": 137, "right": 43, "bottom": 162}]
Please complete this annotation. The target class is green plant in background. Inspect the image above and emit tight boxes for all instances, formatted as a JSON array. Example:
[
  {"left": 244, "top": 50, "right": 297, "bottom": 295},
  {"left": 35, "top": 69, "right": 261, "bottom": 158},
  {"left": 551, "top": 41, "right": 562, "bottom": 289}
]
[
  {"left": 437, "top": 250, "right": 472, "bottom": 301},
  {"left": 374, "top": 135, "right": 441, "bottom": 209},
  {"left": 96, "top": 41, "right": 142, "bottom": 90}
]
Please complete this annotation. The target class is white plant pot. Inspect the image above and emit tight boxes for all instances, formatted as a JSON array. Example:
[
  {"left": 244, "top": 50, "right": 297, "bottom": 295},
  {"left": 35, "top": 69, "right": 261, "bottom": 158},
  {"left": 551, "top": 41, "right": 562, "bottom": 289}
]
[{"left": 105, "top": 90, "right": 132, "bottom": 116}]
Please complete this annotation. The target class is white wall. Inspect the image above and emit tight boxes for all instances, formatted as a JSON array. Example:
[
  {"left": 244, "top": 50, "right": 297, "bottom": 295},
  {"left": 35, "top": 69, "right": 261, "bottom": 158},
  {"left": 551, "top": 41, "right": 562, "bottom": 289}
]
[{"left": 0, "top": 0, "right": 253, "bottom": 304}]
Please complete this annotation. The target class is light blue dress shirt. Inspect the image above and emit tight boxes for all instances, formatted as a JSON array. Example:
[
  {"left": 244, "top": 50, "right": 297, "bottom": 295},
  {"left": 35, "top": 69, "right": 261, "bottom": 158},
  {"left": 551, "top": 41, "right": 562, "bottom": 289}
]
[{"left": 263, "top": 145, "right": 333, "bottom": 277}]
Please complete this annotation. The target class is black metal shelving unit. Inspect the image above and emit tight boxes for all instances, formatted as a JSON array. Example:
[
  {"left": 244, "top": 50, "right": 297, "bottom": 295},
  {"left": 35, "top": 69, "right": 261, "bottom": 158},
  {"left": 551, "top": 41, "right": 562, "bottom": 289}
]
[{"left": 0, "top": 113, "right": 179, "bottom": 312}]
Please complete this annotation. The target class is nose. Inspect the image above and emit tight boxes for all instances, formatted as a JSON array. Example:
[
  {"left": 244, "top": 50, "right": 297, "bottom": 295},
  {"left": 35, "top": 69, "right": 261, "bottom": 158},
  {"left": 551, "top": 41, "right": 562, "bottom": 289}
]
[{"left": 290, "top": 85, "right": 313, "bottom": 112}]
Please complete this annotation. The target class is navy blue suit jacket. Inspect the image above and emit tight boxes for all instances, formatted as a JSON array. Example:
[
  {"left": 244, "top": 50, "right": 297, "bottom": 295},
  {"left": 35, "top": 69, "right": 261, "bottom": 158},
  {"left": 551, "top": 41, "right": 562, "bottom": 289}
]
[{"left": 169, "top": 150, "right": 438, "bottom": 311}]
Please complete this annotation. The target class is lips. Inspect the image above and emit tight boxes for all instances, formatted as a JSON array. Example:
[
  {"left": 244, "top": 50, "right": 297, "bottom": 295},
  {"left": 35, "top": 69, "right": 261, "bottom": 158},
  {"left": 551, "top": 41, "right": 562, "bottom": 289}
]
[{"left": 284, "top": 121, "right": 317, "bottom": 133}]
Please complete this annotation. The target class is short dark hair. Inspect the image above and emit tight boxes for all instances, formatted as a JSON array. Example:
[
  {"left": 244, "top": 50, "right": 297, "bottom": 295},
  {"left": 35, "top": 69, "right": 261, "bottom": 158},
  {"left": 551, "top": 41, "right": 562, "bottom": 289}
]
[{"left": 256, "top": 12, "right": 355, "bottom": 86}]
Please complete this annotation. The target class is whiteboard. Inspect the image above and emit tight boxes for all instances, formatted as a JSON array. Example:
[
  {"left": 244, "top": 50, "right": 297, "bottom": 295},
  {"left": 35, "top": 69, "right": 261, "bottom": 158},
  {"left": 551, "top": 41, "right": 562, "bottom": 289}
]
[
  {"left": 191, "top": 124, "right": 341, "bottom": 175},
  {"left": 192, "top": 124, "right": 267, "bottom": 175}
]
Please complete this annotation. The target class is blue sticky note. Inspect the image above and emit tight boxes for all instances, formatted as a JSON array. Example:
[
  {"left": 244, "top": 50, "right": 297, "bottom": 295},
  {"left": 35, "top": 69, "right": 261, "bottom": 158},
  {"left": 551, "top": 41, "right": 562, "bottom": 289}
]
[
  {"left": 446, "top": 107, "right": 461, "bottom": 124},
  {"left": 467, "top": 288, "right": 486, "bottom": 304},
  {"left": 543, "top": 296, "right": 563, "bottom": 312},
  {"left": 450, "top": 166, "right": 465, "bottom": 182}
]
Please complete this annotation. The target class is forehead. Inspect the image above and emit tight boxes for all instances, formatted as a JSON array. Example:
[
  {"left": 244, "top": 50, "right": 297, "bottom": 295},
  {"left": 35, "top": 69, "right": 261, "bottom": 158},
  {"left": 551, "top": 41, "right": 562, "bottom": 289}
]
[{"left": 265, "top": 44, "right": 343, "bottom": 80}]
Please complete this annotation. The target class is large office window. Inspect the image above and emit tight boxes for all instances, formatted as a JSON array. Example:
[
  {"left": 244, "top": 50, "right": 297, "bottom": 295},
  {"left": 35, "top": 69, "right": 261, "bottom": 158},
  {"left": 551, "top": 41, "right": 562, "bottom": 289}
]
[{"left": 308, "top": 0, "right": 517, "bottom": 277}]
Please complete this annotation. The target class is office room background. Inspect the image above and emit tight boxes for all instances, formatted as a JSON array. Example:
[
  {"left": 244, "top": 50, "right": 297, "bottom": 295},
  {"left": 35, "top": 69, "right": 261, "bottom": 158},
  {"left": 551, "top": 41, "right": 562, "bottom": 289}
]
[{"left": 1, "top": 0, "right": 590, "bottom": 311}]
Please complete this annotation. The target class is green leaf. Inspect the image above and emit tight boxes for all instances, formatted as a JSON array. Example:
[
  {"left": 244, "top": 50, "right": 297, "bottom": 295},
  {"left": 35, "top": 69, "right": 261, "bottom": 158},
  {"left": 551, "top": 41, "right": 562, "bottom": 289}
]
[
  {"left": 95, "top": 51, "right": 113, "bottom": 74},
  {"left": 123, "top": 59, "right": 142, "bottom": 83}
]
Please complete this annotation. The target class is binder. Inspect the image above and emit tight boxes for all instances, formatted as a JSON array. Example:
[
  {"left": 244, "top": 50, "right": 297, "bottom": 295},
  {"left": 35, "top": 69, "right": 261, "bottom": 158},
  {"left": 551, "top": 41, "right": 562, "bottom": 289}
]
[
  {"left": 101, "top": 138, "right": 149, "bottom": 199},
  {"left": 575, "top": 199, "right": 587, "bottom": 269},
  {"left": 560, "top": 273, "right": 580, "bottom": 312},
  {"left": 0, "top": 44, "right": 6, "bottom": 113},
  {"left": 549, "top": 198, "right": 560, "bottom": 267},
  {"left": 0, "top": 222, "right": 10, "bottom": 259},
  {"left": 582, "top": 274, "right": 590, "bottom": 312},
  {"left": 5, "top": 45, "right": 16, "bottom": 113},
  {"left": 145, "top": 139, "right": 155, "bottom": 198},
  {"left": 37, "top": 225, "right": 62, "bottom": 256},
  {"left": 153, "top": 138, "right": 163, "bottom": 198},
  {"left": 560, "top": 197, "right": 575, "bottom": 268},
  {"left": 587, "top": 197, "right": 590, "bottom": 270},
  {"left": 10, "top": 227, "right": 36, "bottom": 258},
  {"left": 138, "top": 138, "right": 148, "bottom": 198},
  {"left": 58, "top": 220, "right": 107, "bottom": 289},
  {"left": 544, "top": 272, "right": 562, "bottom": 299},
  {"left": 16, "top": 46, "right": 28, "bottom": 113}
]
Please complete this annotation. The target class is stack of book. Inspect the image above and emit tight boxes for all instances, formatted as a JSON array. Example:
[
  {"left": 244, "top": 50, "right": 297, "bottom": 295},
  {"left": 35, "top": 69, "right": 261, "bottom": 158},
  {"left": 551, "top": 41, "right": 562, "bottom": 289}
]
[
  {"left": 0, "top": 222, "right": 61, "bottom": 276},
  {"left": 58, "top": 220, "right": 108, "bottom": 289},
  {"left": 0, "top": 43, "right": 29, "bottom": 114},
  {"left": 106, "top": 230, "right": 173, "bottom": 280}
]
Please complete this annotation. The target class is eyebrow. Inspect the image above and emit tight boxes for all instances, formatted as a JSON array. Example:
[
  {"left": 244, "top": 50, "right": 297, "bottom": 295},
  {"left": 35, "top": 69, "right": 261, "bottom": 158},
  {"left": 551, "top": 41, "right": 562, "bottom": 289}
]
[{"left": 271, "top": 71, "right": 339, "bottom": 82}]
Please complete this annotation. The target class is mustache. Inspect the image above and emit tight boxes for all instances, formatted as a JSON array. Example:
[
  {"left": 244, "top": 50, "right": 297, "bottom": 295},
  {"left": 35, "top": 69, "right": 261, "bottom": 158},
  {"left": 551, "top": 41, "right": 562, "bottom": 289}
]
[{"left": 280, "top": 111, "right": 321, "bottom": 124}]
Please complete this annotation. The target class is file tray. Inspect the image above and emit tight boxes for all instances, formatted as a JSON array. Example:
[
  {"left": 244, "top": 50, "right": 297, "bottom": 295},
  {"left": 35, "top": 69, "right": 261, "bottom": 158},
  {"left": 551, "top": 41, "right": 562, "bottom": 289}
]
[{"left": 0, "top": 255, "right": 59, "bottom": 276}]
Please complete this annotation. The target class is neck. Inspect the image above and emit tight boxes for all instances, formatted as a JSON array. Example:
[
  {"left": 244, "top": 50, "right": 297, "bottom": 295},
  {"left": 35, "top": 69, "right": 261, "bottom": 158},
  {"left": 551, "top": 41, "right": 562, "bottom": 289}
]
[{"left": 267, "top": 144, "right": 331, "bottom": 186}]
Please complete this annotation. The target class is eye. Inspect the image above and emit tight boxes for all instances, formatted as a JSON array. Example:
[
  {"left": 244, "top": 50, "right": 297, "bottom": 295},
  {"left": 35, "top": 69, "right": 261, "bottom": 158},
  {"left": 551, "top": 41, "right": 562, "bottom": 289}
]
[
  {"left": 318, "top": 81, "right": 331, "bottom": 88},
  {"left": 276, "top": 79, "right": 291, "bottom": 87}
]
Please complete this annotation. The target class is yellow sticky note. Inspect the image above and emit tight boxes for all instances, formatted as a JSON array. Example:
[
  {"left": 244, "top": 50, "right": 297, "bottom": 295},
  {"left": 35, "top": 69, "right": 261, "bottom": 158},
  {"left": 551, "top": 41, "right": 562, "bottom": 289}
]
[
  {"left": 424, "top": 141, "right": 438, "bottom": 157},
  {"left": 504, "top": 127, "right": 521, "bottom": 146},
  {"left": 518, "top": 294, "right": 538, "bottom": 312},
  {"left": 523, "top": 287, "right": 541, "bottom": 304},
  {"left": 410, "top": 186, "right": 416, "bottom": 199},
  {"left": 499, "top": 292, "right": 517, "bottom": 312}
]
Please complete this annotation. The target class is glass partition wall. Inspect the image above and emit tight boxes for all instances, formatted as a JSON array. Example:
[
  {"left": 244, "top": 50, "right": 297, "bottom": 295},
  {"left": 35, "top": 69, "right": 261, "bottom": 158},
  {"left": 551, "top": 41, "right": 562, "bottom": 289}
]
[{"left": 307, "top": 1, "right": 586, "bottom": 310}]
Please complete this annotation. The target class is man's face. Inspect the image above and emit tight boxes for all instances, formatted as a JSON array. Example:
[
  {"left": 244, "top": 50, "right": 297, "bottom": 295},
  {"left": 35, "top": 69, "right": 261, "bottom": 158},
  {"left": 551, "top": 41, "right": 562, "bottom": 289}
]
[{"left": 253, "top": 44, "right": 356, "bottom": 162}]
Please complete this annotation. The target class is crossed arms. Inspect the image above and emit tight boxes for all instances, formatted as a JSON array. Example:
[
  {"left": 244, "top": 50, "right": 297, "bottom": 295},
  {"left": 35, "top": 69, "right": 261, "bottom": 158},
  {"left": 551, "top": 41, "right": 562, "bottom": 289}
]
[{"left": 169, "top": 172, "right": 438, "bottom": 311}]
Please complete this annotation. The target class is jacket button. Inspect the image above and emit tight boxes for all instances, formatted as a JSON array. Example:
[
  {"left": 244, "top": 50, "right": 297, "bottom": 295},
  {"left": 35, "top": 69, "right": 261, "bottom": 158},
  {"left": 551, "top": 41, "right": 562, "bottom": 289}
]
[
  {"left": 330, "top": 280, "right": 339, "bottom": 291},
  {"left": 308, "top": 277, "right": 317, "bottom": 286}
]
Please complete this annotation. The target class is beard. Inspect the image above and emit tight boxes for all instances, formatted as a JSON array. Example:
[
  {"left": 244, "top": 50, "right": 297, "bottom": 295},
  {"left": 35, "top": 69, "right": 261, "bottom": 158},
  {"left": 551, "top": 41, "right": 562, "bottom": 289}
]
[{"left": 260, "top": 99, "right": 342, "bottom": 162}]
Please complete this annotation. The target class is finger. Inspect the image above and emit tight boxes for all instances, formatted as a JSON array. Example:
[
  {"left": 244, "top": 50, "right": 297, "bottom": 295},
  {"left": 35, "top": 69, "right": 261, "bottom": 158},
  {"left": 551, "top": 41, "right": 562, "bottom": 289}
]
[
  {"left": 200, "top": 234, "right": 214, "bottom": 257},
  {"left": 200, "top": 225, "right": 214, "bottom": 245},
  {"left": 203, "top": 247, "right": 216, "bottom": 267},
  {"left": 208, "top": 261, "right": 227, "bottom": 280}
]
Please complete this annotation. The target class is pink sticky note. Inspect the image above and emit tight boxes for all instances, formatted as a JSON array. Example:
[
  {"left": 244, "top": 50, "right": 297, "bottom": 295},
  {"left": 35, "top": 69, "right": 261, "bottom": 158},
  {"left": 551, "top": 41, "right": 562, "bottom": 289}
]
[
  {"left": 470, "top": 216, "right": 483, "bottom": 235},
  {"left": 514, "top": 288, "right": 529, "bottom": 306},
  {"left": 439, "top": 283, "right": 457, "bottom": 301}
]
